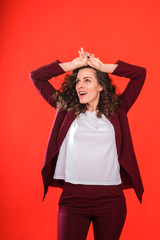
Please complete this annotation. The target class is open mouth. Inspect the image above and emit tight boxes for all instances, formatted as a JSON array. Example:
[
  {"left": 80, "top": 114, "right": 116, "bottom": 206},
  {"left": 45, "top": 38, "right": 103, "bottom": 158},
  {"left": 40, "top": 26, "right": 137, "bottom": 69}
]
[{"left": 79, "top": 91, "right": 87, "bottom": 96}]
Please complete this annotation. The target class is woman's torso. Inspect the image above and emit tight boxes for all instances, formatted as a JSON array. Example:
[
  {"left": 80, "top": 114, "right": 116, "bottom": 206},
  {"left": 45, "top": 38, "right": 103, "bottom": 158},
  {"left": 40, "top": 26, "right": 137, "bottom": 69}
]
[{"left": 54, "top": 110, "right": 122, "bottom": 185}]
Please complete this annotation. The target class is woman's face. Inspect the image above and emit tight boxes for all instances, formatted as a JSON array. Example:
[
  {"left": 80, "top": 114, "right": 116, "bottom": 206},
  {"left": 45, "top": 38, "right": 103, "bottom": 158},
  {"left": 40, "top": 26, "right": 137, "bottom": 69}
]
[{"left": 75, "top": 68, "right": 103, "bottom": 111}]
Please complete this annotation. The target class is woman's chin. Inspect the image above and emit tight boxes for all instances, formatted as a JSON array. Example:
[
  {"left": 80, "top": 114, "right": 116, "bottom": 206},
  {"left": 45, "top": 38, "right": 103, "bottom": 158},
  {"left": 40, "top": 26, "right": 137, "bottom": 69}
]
[{"left": 79, "top": 99, "right": 88, "bottom": 104}]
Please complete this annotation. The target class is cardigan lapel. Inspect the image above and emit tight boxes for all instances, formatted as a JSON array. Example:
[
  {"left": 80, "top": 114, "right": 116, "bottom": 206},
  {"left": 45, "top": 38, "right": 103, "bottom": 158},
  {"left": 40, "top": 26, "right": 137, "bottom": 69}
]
[
  {"left": 108, "top": 113, "right": 122, "bottom": 158},
  {"left": 57, "top": 111, "right": 76, "bottom": 148}
]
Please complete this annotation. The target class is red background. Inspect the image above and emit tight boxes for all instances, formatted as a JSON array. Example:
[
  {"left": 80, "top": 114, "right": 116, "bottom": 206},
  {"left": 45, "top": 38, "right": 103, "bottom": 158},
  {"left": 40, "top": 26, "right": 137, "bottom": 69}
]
[{"left": 1, "top": 0, "right": 160, "bottom": 239}]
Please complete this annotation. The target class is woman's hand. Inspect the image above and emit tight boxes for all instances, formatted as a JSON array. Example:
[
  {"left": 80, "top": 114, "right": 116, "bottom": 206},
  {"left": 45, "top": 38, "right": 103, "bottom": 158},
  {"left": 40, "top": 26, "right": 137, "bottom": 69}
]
[
  {"left": 87, "top": 54, "right": 104, "bottom": 71},
  {"left": 84, "top": 51, "right": 118, "bottom": 73},
  {"left": 87, "top": 56, "right": 118, "bottom": 73},
  {"left": 72, "top": 48, "right": 105, "bottom": 72},
  {"left": 59, "top": 48, "right": 88, "bottom": 72},
  {"left": 77, "top": 48, "right": 104, "bottom": 71},
  {"left": 72, "top": 47, "right": 89, "bottom": 68}
]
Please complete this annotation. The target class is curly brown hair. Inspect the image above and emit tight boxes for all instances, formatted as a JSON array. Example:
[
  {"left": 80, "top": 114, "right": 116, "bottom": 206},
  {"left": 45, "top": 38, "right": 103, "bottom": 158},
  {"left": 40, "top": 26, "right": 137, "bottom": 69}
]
[{"left": 53, "top": 66, "right": 122, "bottom": 118}]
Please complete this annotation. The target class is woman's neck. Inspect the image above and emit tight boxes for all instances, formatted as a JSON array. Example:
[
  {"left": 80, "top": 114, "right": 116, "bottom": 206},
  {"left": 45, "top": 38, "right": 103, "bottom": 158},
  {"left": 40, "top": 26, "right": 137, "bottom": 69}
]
[{"left": 87, "top": 105, "right": 97, "bottom": 112}]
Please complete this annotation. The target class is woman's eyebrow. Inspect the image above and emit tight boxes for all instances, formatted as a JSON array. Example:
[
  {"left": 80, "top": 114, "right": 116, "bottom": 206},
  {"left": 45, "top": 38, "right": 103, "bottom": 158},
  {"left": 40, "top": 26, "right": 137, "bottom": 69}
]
[
  {"left": 76, "top": 76, "right": 93, "bottom": 80},
  {"left": 83, "top": 77, "right": 92, "bottom": 79}
]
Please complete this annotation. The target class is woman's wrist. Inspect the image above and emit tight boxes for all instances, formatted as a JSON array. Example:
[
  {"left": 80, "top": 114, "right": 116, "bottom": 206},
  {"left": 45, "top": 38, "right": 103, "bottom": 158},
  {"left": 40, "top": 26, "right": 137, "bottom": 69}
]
[
  {"left": 59, "top": 61, "right": 77, "bottom": 72},
  {"left": 101, "top": 63, "right": 118, "bottom": 73}
]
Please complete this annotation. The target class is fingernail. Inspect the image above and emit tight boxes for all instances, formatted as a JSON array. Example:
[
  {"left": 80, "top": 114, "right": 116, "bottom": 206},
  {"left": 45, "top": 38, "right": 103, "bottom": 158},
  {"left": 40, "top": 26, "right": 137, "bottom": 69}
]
[{"left": 84, "top": 52, "right": 90, "bottom": 58}]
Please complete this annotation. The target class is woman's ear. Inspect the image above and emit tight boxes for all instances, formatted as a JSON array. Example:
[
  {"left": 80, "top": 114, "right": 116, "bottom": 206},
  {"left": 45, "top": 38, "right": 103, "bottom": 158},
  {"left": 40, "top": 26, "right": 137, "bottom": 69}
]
[{"left": 99, "top": 85, "right": 103, "bottom": 92}]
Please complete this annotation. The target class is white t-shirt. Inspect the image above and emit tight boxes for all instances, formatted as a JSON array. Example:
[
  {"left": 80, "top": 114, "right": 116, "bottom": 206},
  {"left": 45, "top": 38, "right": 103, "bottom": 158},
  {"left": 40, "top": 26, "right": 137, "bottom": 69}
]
[{"left": 54, "top": 110, "right": 122, "bottom": 185}]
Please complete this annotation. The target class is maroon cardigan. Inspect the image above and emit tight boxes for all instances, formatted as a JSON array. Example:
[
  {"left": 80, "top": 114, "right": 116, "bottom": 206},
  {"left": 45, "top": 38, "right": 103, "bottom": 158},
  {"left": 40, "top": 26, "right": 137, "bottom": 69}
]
[{"left": 30, "top": 60, "right": 146, "bottom": 203}]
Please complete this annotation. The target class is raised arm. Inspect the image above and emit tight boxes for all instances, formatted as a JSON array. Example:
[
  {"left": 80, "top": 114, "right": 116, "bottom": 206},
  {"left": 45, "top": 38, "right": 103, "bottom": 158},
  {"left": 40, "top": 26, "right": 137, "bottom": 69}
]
[
  {"left": 111, "top": 60, "right": 146, "bottom": 112},
  {"left": 29, "top": 60, "right": 65, "bottom": 108},
  {"left": 87, "top": 55, "right": 146, "bottom": 113},
  {"left": 29, "top": 48, "right": 91, "bottom": 108}
]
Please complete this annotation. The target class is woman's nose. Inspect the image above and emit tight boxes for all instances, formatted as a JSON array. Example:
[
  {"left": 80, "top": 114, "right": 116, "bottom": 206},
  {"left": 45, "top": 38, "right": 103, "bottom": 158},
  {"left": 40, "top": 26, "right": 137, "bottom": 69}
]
[{"left": 78, "top": 81, "right": 85, "bottom": 88}]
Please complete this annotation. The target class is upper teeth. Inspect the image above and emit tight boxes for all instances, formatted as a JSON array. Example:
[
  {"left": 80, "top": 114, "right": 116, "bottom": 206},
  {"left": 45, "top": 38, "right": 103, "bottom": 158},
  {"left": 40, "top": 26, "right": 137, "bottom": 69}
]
[{"left": 80, "top": 92, "right": 87, "bottom": 95}]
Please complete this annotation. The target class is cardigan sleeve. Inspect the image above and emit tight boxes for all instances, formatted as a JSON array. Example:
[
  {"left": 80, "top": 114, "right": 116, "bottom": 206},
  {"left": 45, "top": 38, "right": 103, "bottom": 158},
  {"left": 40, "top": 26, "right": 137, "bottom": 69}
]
[
  {"left": 29, "top": 60, "right": 65, "bottom": 108},
  {"left": 111, "top": 60, "right": 147, "bottom": 113}
]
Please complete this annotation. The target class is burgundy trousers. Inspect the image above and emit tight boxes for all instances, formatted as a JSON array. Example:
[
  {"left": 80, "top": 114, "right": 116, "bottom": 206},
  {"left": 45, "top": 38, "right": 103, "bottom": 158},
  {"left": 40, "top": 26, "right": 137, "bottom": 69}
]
[{"left": 57, "top": 182, "right": 126, "bottom": 240}]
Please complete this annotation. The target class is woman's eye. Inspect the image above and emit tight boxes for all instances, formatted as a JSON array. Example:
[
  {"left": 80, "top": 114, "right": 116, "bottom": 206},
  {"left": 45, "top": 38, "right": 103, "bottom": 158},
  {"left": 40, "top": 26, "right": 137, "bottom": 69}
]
[
  {"left": 76, "top": 80, "right": 80, "bottom": 84},
  {"left": 85, "top": 79, "right": 90, "bottom": 82}
]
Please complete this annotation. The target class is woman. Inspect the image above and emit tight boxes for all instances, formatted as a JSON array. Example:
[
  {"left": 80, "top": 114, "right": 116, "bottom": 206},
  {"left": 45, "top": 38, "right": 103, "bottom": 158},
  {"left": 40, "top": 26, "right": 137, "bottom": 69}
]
[{"left": 30, "top": 48, "right": 146, "bottom": 240}]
